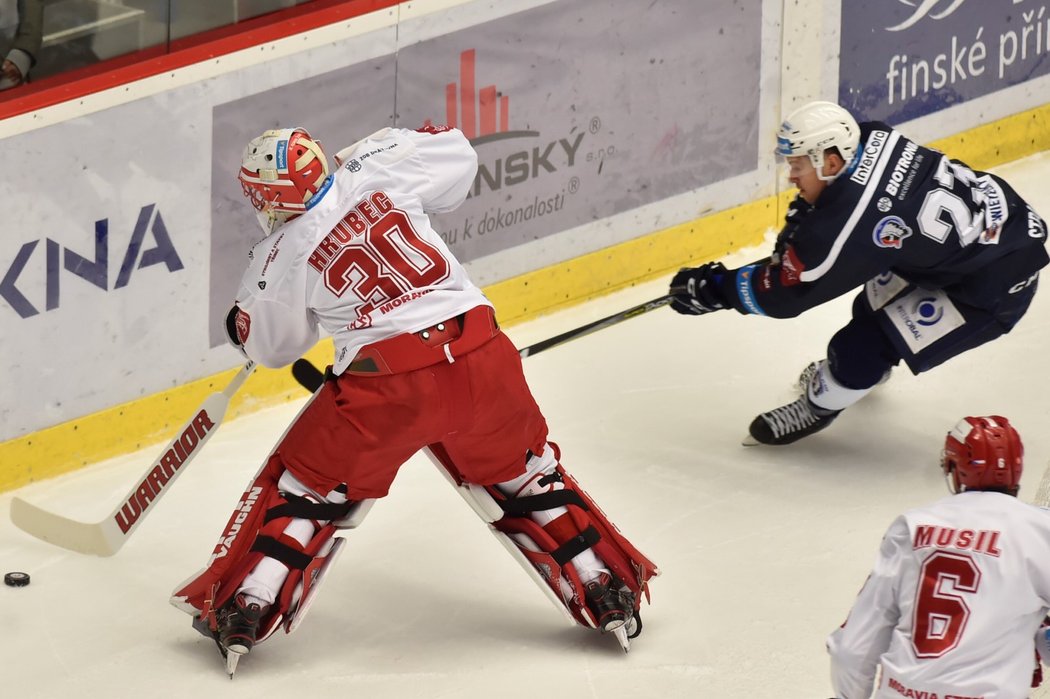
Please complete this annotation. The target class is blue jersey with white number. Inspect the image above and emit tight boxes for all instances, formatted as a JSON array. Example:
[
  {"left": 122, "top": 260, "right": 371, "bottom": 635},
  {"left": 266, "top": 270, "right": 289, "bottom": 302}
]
[{"left": 720, "top": 122, "right": 1049, "bottom": 318}]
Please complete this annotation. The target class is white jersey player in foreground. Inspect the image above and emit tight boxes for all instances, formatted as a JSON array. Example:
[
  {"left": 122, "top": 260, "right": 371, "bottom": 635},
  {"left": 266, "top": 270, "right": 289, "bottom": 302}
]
[
  {"left": 169, "top": 125, "right": 657, "bottom": 676},
  {"left": 827, "top": 415, "right": 1050, "bottom": 698}
]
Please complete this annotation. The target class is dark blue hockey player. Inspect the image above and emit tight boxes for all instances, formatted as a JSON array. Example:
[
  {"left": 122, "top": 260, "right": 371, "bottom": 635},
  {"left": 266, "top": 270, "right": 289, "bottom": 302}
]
[{"left": 668, "top": 101, "right": 1049, "bottom": 445}]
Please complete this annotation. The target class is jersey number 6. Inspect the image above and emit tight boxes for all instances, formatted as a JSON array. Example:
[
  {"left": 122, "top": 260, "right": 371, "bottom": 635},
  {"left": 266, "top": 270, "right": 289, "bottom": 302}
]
[{"left": 911, "top": 550, "right": 981, "bottom": 658}]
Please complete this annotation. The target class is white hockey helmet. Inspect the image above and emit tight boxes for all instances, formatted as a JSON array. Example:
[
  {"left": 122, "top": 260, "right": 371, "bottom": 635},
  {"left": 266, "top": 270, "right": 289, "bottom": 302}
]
[
  {"left": 775, "top": 101, "right": 859, "bottom": 181},
  {"left": 238, "top": 127, "right": 330, "bottom": 234}
]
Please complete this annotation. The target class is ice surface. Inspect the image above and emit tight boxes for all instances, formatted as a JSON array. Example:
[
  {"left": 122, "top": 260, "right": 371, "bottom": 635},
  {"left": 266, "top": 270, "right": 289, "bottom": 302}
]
[{"left": 3, "top": 152, "right": 1050, "bottom": 698}]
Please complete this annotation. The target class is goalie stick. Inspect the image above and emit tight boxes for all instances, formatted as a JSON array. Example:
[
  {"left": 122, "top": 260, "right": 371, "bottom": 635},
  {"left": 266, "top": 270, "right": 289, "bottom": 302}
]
[
  {"left": 290, "top": 294, "right": 674, "bottom": 392},
  {"left": 10, "top": 361, "right": 257, "bottom": 557}
]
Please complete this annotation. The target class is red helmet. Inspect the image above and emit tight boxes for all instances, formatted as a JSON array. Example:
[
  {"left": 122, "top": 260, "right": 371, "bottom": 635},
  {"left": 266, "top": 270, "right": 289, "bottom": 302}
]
[
  {"left": 238, "top": 128, "right": 330, "bottom": 234},
  {"left": 941, "top": 416, "right": 1023, "bottom": 494}
]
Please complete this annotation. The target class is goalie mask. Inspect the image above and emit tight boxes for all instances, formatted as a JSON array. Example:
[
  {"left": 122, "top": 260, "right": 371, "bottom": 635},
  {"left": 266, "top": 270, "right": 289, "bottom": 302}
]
[
  {"left": 775, "top": 101, "right": 859, "bottom": 182},
  {"left": 941, "top": 416, "right": 1023, "bottom": 495},
  {"left": 238, "top": 128, "right": 331, "bottom": 235}
]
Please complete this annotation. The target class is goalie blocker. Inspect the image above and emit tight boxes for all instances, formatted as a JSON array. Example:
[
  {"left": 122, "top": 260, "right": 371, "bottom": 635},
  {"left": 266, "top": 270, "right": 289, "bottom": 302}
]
[{"left": 171, "top": 441, "right": 657, "bottom": 657}]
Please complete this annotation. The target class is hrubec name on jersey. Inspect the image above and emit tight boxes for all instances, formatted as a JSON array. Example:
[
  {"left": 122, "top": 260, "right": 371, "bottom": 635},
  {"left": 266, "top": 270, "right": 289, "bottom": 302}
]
[
  {"left": 113, "top": 409, "right": 216, "bottom": 534},
  {"left": 213, "top": 486, "right": 263, "bottom": 559},
  {"left": 912, "top": 524, "right": 1001, "bottom": 557},
  {"left": 307, "top": 191, "right": 395, "bottom": 272}
]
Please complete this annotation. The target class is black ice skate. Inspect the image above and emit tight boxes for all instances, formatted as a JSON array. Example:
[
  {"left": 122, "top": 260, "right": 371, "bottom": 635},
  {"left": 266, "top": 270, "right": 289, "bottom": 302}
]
[
  {"left": 584, "top": 573, "right": 641, "bottom": 653},
  {"left": 214, "top": 594, "right": 265, "bottom": 678},
  {"left": 743, "top": 395, "right": 841, "bottom": 446}
]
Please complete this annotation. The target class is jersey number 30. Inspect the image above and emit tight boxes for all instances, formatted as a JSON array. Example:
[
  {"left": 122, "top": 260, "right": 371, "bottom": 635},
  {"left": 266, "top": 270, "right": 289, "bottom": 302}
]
[
  {"left": 323, "top": 208, "right": 450, "bottom": 312},
  {"left": 911, "top": 550, "right": 981, "bottom": 657}
]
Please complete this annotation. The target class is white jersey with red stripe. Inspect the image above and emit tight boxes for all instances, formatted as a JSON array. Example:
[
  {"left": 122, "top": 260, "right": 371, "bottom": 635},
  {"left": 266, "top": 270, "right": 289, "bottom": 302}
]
[
  {"left": 827, "top": 491, "right": 1050, "bottom": 699},
  {"left": 232, "top": 126, "right": 490, "bottom": 374}
]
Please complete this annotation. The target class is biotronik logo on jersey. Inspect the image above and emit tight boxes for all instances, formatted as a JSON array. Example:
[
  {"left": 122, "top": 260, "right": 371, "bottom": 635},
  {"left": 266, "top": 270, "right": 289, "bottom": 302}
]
[
  {"left": 428, "top": 49, "right": 593, "bottom": 246},
  {"left": 1, "top": 204, "right": 183, "bottom": 319}
]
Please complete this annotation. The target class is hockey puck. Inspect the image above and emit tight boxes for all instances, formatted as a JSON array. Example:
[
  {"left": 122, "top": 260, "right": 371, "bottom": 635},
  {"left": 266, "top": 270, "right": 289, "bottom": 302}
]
[{"left": 4, "top": 572, "right": 30, "bottom": 587}]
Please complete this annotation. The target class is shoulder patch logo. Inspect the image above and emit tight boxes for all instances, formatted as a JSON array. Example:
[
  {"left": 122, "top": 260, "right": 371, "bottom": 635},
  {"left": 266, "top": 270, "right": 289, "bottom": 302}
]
[
  {"left": 779, "top": 245, "right": 805, "bottom": 286},
  {"left": 258, "top": 281, "right": 267, "bottom": 290},
  {"left": 346, "top": 159, "right": 362, "bottom": 172},
  {"left": 235, "top": 309, "right": 251, "bottom": 344},
  {"left": 873, "top": 216, "right": 913, "bottom": 249}
]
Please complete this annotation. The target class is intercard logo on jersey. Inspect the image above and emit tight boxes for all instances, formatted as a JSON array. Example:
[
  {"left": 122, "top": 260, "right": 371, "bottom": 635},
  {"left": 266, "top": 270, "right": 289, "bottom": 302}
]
[
  {"left": 850, "top": 130, "right": 889, "bottom": 186},
  {"left": 873, "top": 216, "right": 912, "bottom": 249}
]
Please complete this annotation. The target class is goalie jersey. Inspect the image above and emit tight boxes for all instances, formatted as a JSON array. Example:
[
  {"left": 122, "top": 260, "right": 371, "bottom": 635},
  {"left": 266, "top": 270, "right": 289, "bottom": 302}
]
[{"left": 231, "top": 126, "right": 490, "bottom": 374}]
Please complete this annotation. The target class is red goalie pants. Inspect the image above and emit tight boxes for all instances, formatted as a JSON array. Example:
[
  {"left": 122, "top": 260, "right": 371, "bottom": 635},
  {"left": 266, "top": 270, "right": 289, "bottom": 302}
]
[{"left": 276, "top": 329, "right": 550, "bottom": 499}]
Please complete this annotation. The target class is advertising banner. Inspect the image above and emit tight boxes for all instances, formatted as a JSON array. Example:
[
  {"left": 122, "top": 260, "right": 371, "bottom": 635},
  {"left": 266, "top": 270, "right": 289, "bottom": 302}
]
[
  {"left": 397, "top": 0, "right": 762, "bottom": 263},
  {"left": 0, "top": 93, "right": 217, "bottom": 441},
  {"left": 840, "top": 0, "right": 1050, "bottom": 123},
  {"left": 208, "top": 0, "right": 763, "bottom": 344}
]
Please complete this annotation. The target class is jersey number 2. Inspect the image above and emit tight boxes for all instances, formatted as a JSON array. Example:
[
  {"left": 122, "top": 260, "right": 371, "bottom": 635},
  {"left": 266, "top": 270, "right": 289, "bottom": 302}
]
[{"left": 911, "top": 550, "right": 981, "bottom": 658}]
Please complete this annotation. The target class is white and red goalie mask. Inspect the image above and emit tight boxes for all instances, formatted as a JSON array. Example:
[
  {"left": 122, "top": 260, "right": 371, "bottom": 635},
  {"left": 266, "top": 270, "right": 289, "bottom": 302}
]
[
  {"left": 941, "top": 415, "right": 1024, "bottom": 495},
  {"left": 238, "top": 128, "right": 331, "bottom": 235}
]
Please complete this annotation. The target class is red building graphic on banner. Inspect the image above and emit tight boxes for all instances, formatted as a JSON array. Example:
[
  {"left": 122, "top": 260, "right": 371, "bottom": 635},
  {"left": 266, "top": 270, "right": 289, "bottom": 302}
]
[
  {"left": 427, "top": 49, "right": 534, "bottom": 143},
  {"left": 449, "top": 49, "right": 506, "bottom": 138}
]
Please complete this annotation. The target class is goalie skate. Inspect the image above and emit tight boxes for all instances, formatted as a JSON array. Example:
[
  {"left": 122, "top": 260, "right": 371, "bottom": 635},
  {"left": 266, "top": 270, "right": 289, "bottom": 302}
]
[{"left": 424, "top": 443, "right": 657, "bottom": 652}]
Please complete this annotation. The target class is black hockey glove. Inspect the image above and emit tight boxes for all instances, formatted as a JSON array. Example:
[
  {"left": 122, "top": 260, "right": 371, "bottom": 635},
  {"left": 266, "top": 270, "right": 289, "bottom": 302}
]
[{"left": 669, "top": 262, "right": 728, "bottom": 315}]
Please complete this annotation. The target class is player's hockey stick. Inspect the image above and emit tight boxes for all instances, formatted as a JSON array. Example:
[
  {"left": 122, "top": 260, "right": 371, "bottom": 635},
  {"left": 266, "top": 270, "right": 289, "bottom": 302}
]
[
  {"left": 516, "top": 294, "right": 673, "bottom": 358},
  {"left": 10, "top": 361, "right": 257, "bottom": 556},
  {"left": 291, "top": 294, "right": 674, "bottom": 392}
]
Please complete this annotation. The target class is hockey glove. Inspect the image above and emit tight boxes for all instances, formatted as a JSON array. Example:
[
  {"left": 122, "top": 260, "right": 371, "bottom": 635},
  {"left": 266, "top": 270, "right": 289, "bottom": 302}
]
[{"left": 669, "top": 262, "right": 728, "bottom": 315}]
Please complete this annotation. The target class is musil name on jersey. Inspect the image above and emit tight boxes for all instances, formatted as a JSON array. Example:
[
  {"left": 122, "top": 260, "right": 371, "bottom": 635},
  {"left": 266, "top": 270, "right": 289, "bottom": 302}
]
[
  {"left": 912, "top": 524, "right": 1002, "bottom": 557},
  {"left": 850, "top": 130, "right": 889, "bottom": 186}
]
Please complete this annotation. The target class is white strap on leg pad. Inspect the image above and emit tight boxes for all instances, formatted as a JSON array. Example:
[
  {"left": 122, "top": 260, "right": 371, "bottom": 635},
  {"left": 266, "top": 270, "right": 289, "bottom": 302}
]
[
  {"left": 422, "top": 447, "right": 596, "bottom": 626},
  {"left": 806, "top": 359, "right": 876, "bottom": 412},
  {"left": 281, "top": 531, "right": 346, "bottom": 635}
]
